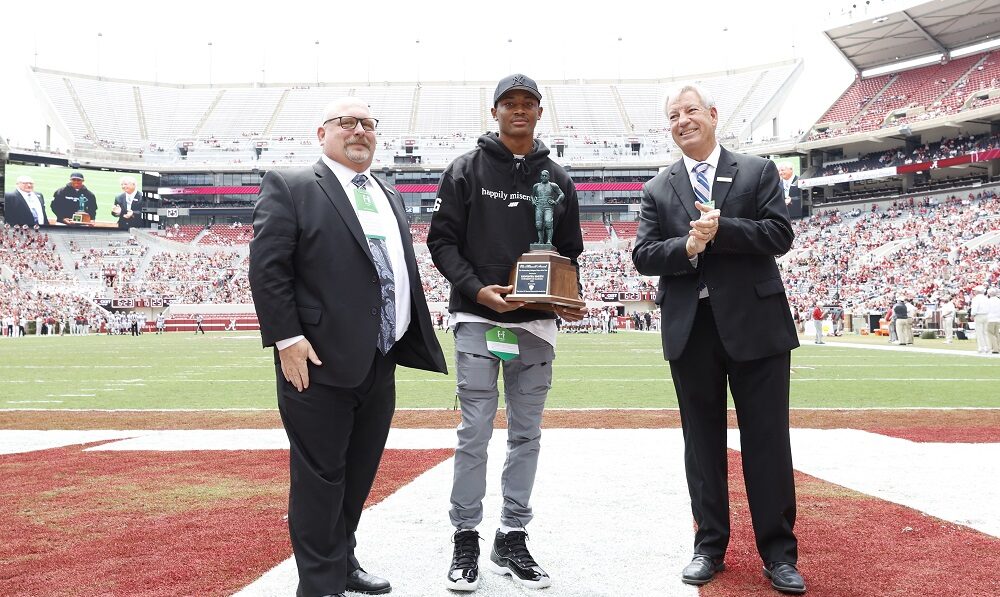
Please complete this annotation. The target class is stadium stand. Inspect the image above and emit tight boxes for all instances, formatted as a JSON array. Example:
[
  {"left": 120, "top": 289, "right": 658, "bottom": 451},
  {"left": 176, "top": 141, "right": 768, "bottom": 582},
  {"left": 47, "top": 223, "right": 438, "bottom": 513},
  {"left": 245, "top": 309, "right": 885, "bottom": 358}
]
[
  {"left": 157, "top": 225, "right": 204, "bottom": 244},
  {"left": 28, "top": 61, "right": 800, "bottom": 167},
  {"left": 818, "top": 131, "right": 1000, "bottom": 177},
  {"left": 197, "top": 224, "right": 253, "bottom": 246},
  {"left": 580, "top": 221, "right": 612, "bottom": 242},
  {"left": 810, "top": 51, "right": 1000, "bottom": 139},
  {"left": 8, "top": 3, "right": 1000, "bottom": 338}
]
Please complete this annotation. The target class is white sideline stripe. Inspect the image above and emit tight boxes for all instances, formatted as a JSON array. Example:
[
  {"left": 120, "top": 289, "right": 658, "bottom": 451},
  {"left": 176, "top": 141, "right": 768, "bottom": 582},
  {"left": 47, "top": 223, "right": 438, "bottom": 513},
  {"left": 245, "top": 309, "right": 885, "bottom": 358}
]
[
  {"left": 728, "top": 429, "right": 1000, "bottom": 538},
  {"left": 85, "top": 428, "right": 453, "bottom": 451},
  {"left": 815, "top": 342, "right": 1000, "bottom": 358},
  {"left": 0, "top": 430, "right": 141, "bottom": 454},
  {"left": 234, "top": 429, "right": 700, "bottom": 597}
]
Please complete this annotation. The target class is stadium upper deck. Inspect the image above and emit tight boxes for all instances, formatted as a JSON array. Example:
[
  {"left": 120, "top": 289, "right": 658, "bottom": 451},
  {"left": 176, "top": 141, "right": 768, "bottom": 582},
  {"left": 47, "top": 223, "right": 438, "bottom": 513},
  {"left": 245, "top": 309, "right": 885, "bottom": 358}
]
[{"left": 27, "top": 61, "right": 801, "bottom": 168}]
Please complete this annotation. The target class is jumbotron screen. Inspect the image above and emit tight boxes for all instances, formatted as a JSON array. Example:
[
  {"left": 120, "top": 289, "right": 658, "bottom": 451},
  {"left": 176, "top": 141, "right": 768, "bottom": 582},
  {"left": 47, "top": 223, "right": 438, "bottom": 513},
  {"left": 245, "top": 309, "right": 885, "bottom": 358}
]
[{"left": 3, "top": 164, "right": 142, "bottom": 229}]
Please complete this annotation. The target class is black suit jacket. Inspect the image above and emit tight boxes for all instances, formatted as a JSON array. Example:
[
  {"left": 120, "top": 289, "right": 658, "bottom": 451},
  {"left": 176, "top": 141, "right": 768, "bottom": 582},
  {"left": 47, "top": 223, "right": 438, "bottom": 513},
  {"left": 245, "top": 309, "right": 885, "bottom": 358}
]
[
  {"left": 3, "top": 191, "right": 48, "bottom": 227},
  {"left": 632, "top": 147, "right": 799, "bottom": 362},
  {"left": 249, "top": 160, "right": 447, "bottom": 387},
  {"left": 114, "top": 193, "right": 142, "bottom": 229}
]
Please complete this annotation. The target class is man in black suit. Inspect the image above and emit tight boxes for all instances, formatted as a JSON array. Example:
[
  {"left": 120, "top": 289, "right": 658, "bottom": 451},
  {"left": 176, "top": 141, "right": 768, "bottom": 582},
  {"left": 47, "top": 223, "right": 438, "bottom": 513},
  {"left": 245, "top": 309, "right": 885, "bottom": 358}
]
[
  {"left": 249, "top": 96, "right": 447, "bottom": 597},
  {"left": 777, "top": 163, "right": 802, "bottom": 218},
  {"left": 111, "top": 175, "right": 142, "bottom": 230},
  {"left": 631, "top": 84, "right": 804, "bottom": 595},
  {"left": 3, "top": 176, "right": 48, "bottom": 227}
]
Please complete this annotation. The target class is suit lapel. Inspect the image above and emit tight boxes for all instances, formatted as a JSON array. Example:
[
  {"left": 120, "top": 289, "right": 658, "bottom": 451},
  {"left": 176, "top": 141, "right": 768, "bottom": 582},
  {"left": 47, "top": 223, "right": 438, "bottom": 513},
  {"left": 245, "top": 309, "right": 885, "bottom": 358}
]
[
  {"left": 667, "top": 160, "right": 700, "bottom": 222},
  {"left": 713, "top": 147, "right": 739, "bottom": 212},
  {"left": 313, "top": 160, "right": 374, "bottom": 261}
]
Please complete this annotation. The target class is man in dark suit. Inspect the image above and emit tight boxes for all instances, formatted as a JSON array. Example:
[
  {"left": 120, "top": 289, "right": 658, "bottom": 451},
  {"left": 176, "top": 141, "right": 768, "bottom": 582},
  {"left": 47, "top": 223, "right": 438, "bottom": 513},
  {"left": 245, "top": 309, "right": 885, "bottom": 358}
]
[
  {"left": 249, "top": 96, "right": 447, "bottom": 597},
  {"left": 777, "top": 163, "right": 802, "bottom": 218},
  {"left": 111, "top": 175, "right": 142, "bottom": 230},
  {"left": 632, "top": 84, "right": 804, "bottom": 595},
  {"left": 3, "top": 176, "right": 49, "bottom": 227}
]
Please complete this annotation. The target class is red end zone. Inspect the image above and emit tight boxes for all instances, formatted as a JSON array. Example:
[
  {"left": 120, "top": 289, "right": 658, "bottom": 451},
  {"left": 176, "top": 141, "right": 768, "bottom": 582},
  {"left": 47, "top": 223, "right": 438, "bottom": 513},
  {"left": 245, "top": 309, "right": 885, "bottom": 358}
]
[
  {"left": 700, "top": 451, "right": 1000, "bottom": 597},
  {"left": 0, "top": 444, "right": 451, "bottom": 596}
]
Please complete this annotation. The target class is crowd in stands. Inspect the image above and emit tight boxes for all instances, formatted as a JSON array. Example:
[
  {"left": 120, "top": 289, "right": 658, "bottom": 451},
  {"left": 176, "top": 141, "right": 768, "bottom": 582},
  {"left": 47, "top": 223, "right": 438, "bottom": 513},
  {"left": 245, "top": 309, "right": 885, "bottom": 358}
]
[
  {"left": 198, "top": 223, "right": 254, "bottom": 246},
  {"left": 1, "top": 227, "right": 106, "bottom": 334},
  {"left": 123, "top": 251, "right": 252, "bottom": 303},
  {"left": 809, "top": 51, "right": 1000, "bottom": 140},
  {"left": 782, "top": 190, "right": 1000, "bottom": 325},
  {"left": 818, "top": 131, "right": 1000, "bottom": 177},
  {"left": 0, "top": 225, "right": 72, "bottom": 284},
  {"left": 70, "top": 238, "right": 148, "bottom": 283},
  {"left": 4, "top": 181, "right": 1000, "bottom": 337}
]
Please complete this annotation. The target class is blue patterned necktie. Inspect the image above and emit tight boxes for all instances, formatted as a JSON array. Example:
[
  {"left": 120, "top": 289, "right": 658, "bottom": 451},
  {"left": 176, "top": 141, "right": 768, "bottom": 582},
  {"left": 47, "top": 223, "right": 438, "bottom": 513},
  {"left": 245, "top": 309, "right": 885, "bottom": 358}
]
[
  {"left": 692, "top": 162, "right": 711, "bottom": 204},
  {"left": 691, "top": 163, "right": 710, "bottom": 295},
  {"left": 351, "top": 173, "right": 396, "bottom": 354}
]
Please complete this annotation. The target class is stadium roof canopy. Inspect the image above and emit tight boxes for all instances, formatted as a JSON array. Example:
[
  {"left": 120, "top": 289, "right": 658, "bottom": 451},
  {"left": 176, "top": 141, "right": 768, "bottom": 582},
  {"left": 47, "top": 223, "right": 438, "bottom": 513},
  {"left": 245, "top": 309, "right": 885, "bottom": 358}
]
[{"left": 824, "top": 0, "right": 1000, "bottom": 73}]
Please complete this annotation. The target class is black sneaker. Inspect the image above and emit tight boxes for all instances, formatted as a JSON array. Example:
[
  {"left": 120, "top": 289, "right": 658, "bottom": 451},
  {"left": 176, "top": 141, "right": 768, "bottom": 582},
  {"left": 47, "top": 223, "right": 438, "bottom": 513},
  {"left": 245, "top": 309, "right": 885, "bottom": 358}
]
[
  {"left": 488, "top": 529, "right": 551, "bottom": 589},
  {"left": 446, "top": 529, "right": 481, "bottom": 592}
]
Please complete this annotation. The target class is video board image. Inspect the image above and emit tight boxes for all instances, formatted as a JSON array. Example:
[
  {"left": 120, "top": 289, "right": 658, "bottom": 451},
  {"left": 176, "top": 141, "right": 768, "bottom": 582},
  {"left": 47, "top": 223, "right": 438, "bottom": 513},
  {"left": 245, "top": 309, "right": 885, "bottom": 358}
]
[{"left": 3, "top": 164, "right": 142, "bottom": 229}]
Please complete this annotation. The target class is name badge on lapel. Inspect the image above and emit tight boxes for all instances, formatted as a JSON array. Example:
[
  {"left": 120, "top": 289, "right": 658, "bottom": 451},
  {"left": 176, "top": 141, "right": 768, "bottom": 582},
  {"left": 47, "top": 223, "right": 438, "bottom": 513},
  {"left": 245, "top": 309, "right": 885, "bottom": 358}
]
[{"left": 353, "top": 186, "right": 388, "bottom": 240}]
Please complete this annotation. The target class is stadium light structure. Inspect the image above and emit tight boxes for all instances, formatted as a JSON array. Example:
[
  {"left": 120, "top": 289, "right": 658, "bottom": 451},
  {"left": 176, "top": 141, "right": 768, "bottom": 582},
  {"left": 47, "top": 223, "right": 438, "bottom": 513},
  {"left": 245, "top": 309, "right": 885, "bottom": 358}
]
[
  {"left": 96, "top": 33, "right": 103, "bottom": 78},
  {"left": 950, "top": 37, "right": 1000, "bottom": 58},
  {"left": 617, "top": 37, "right": 623, "bottom": 83},
  {"left": 314, "top": 41, "right": 320, "bottom": 86},
  {"left": 861, "top": 53, "right": 942, "bottom": 78}
]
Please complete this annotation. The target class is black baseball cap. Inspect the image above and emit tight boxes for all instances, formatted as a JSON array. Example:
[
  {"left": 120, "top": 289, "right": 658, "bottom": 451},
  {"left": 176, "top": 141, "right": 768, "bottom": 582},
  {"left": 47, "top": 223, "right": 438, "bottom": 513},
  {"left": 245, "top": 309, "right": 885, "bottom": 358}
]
[
  {"left": 493, "top": 73, "right": 541, "bottom": 106},
  {"left": 70, "top": 172, "right": 85, "bottom": 180}
]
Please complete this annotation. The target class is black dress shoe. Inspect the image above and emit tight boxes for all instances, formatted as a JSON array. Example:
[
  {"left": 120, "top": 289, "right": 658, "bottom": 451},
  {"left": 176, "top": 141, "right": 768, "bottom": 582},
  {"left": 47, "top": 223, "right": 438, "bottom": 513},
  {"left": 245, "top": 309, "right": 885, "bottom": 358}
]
[
  {"left": 681, "top": 554, "right": 725, "bottom": 585},
  {"left": 764, "top": 562, "right": 806, "bottom": 594},
  {"left": 295, "top": 589, "right": 345, "bottom": 597},
  {"left": 346, "top": 568, "right": 391, "bottom": 595}
]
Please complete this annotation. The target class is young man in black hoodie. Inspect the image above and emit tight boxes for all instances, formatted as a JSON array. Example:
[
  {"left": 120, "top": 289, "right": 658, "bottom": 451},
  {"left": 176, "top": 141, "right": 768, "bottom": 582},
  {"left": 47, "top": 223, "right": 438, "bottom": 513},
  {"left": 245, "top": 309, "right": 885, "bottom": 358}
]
[
  {"left": 428, "top": 74, "right": 585, "bottom": 592},
  {"left": 50, "top": 172, "right": 98, "bottom": 225}
]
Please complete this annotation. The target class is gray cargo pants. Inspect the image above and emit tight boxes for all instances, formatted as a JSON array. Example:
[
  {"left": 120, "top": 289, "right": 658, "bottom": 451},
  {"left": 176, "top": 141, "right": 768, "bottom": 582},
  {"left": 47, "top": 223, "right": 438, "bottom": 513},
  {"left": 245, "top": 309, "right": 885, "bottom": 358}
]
[{"left": 449, "top": 322, "right": 554, "bottom": 530}]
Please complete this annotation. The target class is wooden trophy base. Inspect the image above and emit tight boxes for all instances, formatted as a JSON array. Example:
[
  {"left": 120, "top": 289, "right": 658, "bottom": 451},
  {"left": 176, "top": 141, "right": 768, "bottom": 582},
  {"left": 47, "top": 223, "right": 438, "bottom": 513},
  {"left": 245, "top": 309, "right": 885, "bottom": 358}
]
[{"left": 505, "top": 249, "right": 584, "bottom": 311}]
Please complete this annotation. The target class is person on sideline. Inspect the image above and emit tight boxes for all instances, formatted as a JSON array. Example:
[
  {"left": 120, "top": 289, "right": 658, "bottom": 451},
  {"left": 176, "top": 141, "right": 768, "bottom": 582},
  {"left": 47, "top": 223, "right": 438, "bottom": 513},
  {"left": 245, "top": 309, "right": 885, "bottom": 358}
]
[
  {"left": 249, "top": 96, "right": 446, "bottom": 597},
  {"left": 631, "top": 83, "right": 804, "bottom": 594},
  {"left": 427, "top": 73, "right": 585, "bottom": 592}
]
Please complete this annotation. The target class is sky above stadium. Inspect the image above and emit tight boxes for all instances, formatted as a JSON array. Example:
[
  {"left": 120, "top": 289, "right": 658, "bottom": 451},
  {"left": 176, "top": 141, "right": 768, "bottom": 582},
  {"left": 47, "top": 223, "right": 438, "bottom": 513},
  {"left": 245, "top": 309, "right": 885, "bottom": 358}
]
[{"left": 1, "top": 0, "right": 922, "bottom": 149}]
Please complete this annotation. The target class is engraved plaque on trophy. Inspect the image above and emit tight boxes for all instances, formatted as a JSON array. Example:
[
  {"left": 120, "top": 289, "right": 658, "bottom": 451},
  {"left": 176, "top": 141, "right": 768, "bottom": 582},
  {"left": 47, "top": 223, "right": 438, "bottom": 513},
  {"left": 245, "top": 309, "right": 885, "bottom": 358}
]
[{"left": 506, "top": 250, "right": 584, "bottom": 311}]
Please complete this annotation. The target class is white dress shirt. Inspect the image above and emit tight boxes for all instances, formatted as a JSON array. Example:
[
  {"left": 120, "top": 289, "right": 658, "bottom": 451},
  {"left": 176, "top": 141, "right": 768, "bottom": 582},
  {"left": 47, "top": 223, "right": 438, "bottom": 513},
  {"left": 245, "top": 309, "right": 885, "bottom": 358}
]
[
  {"left": 21, "top": 190, "right": 45, "bottom": 225},
  {"left": 681, "top": 143, "right": 721, "bottom": 298},
  {"left": 277, "top": 157, "right": 411, "bottom": 351}
]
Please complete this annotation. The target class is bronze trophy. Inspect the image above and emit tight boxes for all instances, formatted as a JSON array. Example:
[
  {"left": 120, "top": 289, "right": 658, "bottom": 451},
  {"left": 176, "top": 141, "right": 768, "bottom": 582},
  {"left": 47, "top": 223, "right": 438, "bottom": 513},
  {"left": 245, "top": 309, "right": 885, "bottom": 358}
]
[
  {"left": 505, "top": 170, "right": 584, "bottom": 311},
  {"left": 72, "top": 195, "right": 93, "bottom": 224}
]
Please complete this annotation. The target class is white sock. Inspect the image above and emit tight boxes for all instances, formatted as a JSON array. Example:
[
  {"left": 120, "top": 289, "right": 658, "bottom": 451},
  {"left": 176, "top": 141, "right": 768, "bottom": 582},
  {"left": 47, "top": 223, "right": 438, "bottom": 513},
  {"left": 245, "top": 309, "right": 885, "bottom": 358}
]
[{"left": 499, "top": 524, "right": 525, "bottom": 534}]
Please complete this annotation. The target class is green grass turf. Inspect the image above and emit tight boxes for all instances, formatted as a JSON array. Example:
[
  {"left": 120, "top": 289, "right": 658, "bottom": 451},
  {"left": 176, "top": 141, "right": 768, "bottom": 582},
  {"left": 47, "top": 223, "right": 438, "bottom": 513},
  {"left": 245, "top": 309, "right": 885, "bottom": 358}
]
[{"left": 0, "top": 331, "right": 997, "bottom": 410}]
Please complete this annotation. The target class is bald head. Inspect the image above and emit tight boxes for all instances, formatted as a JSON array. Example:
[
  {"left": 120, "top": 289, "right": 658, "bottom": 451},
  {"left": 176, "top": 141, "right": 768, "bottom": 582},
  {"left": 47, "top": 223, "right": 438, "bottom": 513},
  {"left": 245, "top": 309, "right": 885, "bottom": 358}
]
[
  {"left": 15, "top": 176, "right": 35, "bottom": 193},
  {"left": 317, "top": 96, "right": 377, "bottom": 172}
]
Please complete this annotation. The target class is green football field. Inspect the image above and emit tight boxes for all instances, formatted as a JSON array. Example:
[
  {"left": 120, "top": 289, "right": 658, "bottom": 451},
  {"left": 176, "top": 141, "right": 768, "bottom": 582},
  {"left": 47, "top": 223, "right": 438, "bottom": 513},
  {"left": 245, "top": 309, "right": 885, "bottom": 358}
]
[{"left": 1, "top": 331, "right": 997, "bottom": 410}]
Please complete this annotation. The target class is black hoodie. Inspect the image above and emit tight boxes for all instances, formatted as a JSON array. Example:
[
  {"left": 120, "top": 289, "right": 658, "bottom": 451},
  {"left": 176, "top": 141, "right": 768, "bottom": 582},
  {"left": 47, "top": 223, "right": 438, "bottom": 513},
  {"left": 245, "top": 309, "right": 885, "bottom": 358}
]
[{"left": 427, "top": 133, "right": 583, "bottom": 323}]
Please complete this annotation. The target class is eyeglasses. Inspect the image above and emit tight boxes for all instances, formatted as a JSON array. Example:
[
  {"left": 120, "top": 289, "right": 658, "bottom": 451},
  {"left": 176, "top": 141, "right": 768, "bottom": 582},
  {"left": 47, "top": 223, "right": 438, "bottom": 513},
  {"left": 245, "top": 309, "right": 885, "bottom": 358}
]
[{"left": 323, "top": 116, "right": 379, "bottom": 132}]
